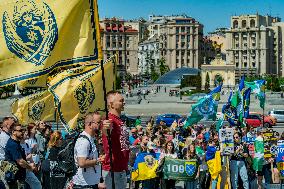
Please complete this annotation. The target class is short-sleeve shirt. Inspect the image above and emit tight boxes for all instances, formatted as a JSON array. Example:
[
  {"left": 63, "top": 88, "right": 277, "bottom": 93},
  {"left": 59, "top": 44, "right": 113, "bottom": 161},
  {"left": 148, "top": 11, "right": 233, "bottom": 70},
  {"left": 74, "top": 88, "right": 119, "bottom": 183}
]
[
  {"left": 73, "top": 131, "right": 101, "bottom": 186},
  {"left": 102, "top": 113, "right": 130, "bottom": 172},
  {"left": 5, "top": 138, "right": 26, "bottom": 181},
  {"left": 0, "top": 131, "right": 10, "bottom": 160}
]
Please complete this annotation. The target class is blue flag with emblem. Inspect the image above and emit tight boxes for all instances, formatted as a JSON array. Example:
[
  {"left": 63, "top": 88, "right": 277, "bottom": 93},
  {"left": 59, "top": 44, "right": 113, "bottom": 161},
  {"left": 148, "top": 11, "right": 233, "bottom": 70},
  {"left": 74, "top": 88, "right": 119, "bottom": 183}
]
[
  {"left": 0, "top": 0, "right": 102, "bottom": 86},
  {"left": 184, "top": 85, "right": 222, "bottom": 128}
]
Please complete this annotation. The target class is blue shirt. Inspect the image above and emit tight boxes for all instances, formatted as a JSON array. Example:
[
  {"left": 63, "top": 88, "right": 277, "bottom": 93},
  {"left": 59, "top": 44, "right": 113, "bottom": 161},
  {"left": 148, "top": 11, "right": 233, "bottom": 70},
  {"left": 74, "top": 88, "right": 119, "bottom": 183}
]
[{"left": 5, "top": 138, "right": 26, "bottom": 180}]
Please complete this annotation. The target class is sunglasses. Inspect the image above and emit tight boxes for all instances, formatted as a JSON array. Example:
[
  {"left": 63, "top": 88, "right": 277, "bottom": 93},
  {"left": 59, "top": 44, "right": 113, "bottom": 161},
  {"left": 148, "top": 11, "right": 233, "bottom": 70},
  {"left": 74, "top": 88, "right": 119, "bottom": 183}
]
[{"left": 14, "top": 129, "right": 25, "bottom": 132}]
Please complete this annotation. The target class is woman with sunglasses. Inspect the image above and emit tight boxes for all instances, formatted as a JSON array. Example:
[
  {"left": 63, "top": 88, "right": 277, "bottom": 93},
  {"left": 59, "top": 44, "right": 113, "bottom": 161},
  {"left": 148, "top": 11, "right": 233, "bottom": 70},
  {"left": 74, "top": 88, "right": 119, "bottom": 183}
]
[{"left": 230, "top": 132, "right": 249, "bottom": 189}]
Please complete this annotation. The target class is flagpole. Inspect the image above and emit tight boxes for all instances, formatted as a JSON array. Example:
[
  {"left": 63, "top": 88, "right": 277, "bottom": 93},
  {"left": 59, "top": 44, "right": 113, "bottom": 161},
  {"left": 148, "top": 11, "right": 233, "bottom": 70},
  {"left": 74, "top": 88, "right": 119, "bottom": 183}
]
[
  {"left": 90, "top": 0, "right": 115, "bottom": 187},
  {"left": 100, "top": 59, "right": 115, "bottom": 189},
  {"left": 262, "top": 87, "right": 265, "bottom": 128}
]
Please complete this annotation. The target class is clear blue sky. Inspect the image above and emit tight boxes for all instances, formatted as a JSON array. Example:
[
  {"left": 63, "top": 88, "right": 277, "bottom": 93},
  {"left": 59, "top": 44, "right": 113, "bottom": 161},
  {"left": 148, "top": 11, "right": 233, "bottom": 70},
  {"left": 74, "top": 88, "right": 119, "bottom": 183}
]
[{"left": 98, "top": 0, "right": 284, "bottom": 34}]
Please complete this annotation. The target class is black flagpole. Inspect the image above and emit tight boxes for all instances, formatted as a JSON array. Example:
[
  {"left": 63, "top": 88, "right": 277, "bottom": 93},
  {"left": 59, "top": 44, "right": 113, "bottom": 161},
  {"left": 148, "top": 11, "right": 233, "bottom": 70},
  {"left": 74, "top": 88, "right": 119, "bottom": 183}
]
[
  {"left": 100, "top": 59, "right": 115, "bottom": 189},
  {"left": 90, "top": 0, "right": 115, "bottom": 188}
]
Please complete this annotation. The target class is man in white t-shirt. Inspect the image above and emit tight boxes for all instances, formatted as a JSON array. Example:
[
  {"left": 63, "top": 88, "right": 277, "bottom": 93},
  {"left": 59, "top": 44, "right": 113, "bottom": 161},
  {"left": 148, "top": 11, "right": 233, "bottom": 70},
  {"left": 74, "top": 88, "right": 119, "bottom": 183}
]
[{"left": 73, "top": 112, "right": 110, "bottom": 189}]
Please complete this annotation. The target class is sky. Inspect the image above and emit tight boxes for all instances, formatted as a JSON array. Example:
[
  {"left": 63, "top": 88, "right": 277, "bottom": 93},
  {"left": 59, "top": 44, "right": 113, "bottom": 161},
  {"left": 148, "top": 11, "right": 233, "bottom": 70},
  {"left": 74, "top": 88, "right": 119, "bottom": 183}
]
[{"left": 98, "top": 0, "right": 284, "bottom": 34}]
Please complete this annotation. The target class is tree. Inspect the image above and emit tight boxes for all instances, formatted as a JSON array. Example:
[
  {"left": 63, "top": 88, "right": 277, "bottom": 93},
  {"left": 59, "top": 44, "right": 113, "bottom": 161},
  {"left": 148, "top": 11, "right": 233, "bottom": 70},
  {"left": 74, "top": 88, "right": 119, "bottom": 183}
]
[
  {"left": 272, "top": 77, "right": 281, "bottom": 92},
  {"left": 205, "top": 72, "right": 210, "bottom": 92},
  {"left": 159, "top": 57, "right": 169, "bottom": 76},
  {"left": 115, "top": 76, "right": 122, "bottom": 89}
]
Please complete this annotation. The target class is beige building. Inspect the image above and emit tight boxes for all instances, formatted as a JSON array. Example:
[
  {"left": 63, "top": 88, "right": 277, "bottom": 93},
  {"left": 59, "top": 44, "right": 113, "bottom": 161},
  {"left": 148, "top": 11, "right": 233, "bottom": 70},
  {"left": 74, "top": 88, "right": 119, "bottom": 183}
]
[
  {"left": 100, "top": 18, "right": 139, "bottom": 76},
  {"left": 147, "top": 15, "right": 186, "bottom": 38},
  {"left": 159, "top": 17, "right": 204, "bottom": 70},
  {"left": 225, "top": 14, "right": 283, "bottom": 81},
  {"left": 201, "top": 55, "right": 235, "bottom": 89}
]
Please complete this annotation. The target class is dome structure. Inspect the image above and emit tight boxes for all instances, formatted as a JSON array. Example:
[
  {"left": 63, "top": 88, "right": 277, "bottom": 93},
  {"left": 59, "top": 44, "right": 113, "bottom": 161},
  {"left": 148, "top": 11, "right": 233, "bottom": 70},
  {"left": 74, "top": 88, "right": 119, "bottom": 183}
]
[{"left": 154, "top": 67, "right": 200, "bottom": 85}]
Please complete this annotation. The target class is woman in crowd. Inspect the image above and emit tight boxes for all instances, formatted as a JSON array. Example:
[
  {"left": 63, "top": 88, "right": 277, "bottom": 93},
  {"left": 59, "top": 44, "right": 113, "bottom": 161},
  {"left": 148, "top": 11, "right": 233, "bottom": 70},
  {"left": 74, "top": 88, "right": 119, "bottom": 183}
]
[
  {"left": 184, "top": 143, "right": 199, "bottom": 189},
  {"left": 41, "top": 131, "right": 63, "bottom": 189},
  {"left": 160, "top": 141, "right": 177, "bottom": 189}
]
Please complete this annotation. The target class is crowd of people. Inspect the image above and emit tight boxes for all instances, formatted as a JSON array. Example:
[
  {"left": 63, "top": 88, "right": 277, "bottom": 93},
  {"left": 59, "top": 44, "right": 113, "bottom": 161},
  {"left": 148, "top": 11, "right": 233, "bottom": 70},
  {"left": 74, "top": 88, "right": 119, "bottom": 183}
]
[{"left": 0, "top": 90, "right": 283, "bottom": 189}]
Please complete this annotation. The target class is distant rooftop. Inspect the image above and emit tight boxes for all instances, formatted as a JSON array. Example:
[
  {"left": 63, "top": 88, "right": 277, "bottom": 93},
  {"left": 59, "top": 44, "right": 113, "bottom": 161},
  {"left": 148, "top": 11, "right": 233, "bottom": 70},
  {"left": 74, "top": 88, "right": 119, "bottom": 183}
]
[{"left": 154, "top": 67, "right": 200, "bottom": 85}]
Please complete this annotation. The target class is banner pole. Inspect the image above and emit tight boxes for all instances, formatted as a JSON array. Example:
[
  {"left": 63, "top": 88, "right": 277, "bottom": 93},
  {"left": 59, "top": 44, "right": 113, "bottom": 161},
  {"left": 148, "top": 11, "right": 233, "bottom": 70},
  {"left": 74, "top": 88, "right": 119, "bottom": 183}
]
[
  {"left": 100, "top": 58, "right": 115, "bottom": 189},
  {"left": 226, "top": 156, "right": 231, "bottom": 189}
]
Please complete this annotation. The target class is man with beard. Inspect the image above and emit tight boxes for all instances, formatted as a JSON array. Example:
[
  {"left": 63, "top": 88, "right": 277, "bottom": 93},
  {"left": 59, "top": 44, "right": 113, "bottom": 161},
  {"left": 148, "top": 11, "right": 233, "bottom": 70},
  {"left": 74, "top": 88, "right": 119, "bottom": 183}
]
[
  {"left": 5, "top": 124, "right": 36, "bottom": 189},
  {"left": 72, "top": 112, "right": 110, "bottom": 189}
]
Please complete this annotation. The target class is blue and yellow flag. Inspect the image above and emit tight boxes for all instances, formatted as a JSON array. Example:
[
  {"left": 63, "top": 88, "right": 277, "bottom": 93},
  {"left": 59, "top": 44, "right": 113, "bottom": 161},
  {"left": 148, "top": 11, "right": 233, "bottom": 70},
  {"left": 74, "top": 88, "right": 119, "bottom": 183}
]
[
  {"left": 11, "top": 90, "right": 55, "bottom": 125},
  {"left": 131, "top": 152, "right": 159, "bottom": 181},
  {"left": 48, "top": 55, "right": 116, "bottom": 130},
  {"left": 0, "top": 0, "right": 102, "bottom": 86}
]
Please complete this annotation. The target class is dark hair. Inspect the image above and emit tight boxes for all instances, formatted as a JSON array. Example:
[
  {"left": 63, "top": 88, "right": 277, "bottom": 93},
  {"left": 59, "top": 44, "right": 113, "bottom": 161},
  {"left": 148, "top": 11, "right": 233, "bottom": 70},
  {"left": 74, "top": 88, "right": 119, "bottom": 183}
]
[
  {"left": 186, "top": 143, "right": 196, "bottom": 158},
  {"left": 164, "top": 141, "right": 175, "bottom": 154},
  {"left": 27, "top": 123, "right": 36, "bottom": 138}
]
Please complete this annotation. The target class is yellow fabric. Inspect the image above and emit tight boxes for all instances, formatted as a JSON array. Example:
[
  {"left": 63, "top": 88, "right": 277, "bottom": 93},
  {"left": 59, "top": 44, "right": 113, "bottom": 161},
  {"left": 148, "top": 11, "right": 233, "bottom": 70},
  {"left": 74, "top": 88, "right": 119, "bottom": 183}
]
[
  {"left": 207, "top": 151, "right": 222, "bottom": 180},
  {"left": 17, "top": 77, "right": 48, "bottom": 89},
  {"left": 131, "top": 160, "right": 159, "bottom": 181},
  {"left": 11, "top": 90, "right": 55, "bottom": 125},
  {"left": 0, "top": 0, "right": 102, "bottom": 87},
  {"left": 48, "top": 56, "right": 116, "bottom": 130}
]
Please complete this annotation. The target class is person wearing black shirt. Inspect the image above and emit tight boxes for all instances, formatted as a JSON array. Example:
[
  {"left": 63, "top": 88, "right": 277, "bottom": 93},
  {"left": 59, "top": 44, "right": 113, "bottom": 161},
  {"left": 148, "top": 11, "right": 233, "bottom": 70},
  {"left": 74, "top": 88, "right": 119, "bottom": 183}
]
[
  {"left": 5, "top": 124, "right": 36, "bottom": 189},
  {"left": 230, "top": 132, "right": 249, "bottom": 189}
]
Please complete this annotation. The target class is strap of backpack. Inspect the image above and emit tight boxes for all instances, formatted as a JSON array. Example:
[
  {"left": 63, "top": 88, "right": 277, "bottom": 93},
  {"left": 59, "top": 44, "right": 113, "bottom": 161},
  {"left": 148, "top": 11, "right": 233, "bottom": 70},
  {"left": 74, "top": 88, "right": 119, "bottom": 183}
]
[{"left": 77, "top": 135, "right": 95, "bottom": 172}]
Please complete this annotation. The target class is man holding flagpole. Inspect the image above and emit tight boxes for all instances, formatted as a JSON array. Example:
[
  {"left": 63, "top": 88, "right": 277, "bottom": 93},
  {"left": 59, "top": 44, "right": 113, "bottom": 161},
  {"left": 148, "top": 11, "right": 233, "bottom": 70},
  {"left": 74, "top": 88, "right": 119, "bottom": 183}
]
[{"left": 101, "top": 91, "right": 130, "bottom": 189}]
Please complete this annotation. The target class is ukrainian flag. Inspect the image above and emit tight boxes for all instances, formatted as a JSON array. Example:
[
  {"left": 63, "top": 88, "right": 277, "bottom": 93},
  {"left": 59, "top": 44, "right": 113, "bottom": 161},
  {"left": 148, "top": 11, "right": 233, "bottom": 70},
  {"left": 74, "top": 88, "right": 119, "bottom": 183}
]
[
  {"left": 131, "top": 152, "right": 160, "bottom": 181},
  {"left": 48, "top": 55, "right": 116, "bottom": 130},
  {"left": 206, "top": 149, "right": 222, "bottom": 180},
  {"left": 0, "top": 0, "right": 102, "bottom": 87},
  {"left": 11, "top": 90, "right": 55, "bottom": 125}
]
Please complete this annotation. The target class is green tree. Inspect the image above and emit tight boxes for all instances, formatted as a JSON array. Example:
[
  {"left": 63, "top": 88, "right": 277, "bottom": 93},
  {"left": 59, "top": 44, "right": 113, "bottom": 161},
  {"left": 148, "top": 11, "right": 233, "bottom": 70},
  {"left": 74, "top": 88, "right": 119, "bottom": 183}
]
[
  {"left": 272, "top": 77, "right": 281, "bottom": 92},
  {"left": 159, "top": 57, "right": 169, "bottom": 76},
  {"left": 205, "top": 72, "right": 210, "bottom": 92},
  {"left": 115, "top": 76, "right": 122, "bottom": 89}
]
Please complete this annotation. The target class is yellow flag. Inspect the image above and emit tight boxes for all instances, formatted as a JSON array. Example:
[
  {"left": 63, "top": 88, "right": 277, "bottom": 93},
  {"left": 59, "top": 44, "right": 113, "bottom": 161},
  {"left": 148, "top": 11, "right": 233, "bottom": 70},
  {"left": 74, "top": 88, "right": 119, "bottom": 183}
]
[
  {"left": 0, "top": 0, "right": 102, "bottom": 86},
  {"left": 11, "top": 90, "right": 55, "bottom": 125},
  {"left": 48, "top": 56, "right": 117, "bottom": 130},
  {"left": 17, "top": 77, "right": 47, "bottom": 90}
]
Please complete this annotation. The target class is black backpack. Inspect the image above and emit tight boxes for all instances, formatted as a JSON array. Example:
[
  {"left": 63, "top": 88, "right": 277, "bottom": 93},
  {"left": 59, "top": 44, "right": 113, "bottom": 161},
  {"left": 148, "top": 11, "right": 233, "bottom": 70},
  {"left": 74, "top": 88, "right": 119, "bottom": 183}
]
[{"left": 57, "top": 133, "right": 92, "bottom": 176}]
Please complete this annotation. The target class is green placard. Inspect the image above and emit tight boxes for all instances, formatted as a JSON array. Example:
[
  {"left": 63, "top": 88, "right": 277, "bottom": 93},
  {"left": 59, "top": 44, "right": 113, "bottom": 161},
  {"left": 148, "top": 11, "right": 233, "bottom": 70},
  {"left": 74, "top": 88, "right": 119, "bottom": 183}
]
[{"left": 163, "top": 157, "right": 198, "bottom": 181}]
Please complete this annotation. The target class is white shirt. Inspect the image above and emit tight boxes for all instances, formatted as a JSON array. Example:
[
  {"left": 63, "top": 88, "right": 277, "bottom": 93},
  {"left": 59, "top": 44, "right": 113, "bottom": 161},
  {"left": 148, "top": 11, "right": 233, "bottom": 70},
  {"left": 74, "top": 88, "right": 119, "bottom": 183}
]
[
  {"left": 73, "top": 131, "right": 101, "bottom": 186},
  {"left": 0, "top": 131, "right": 10, "bottom": 160},
  {"left": 25, "top": 138, "right": 38, "bottom": 149}
]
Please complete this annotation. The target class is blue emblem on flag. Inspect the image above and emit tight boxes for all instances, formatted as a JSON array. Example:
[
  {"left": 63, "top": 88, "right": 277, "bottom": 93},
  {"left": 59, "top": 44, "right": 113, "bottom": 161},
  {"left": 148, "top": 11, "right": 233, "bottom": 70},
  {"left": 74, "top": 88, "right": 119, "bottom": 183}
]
[
  {"left": 185, "top": 162, "right": 196, "bottom": 177},
  {"left": 2, "top": 0, "right": 58, "bottom": 66}
]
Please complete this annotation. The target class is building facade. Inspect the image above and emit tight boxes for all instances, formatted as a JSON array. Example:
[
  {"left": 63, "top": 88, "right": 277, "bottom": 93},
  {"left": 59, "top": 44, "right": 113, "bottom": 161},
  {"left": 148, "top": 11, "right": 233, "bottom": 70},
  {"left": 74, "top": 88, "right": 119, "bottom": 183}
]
[
  {"left": 147, "top": 15, "right": 187, "bottom": 38},
  {"left": 225, "top": 14, "right": 283, "bottom": 81},
  {"left": 201, "top": 55, "right": 235, "bottom": 89},
  {"left": 137, "top": 35, "right": 160, "bottom": 75},
  {"left": 159, "top": 17, "right": 204, "bottom": 70},
  {"left": 100, "top": 18, "right": 139, "bottom": 76}
]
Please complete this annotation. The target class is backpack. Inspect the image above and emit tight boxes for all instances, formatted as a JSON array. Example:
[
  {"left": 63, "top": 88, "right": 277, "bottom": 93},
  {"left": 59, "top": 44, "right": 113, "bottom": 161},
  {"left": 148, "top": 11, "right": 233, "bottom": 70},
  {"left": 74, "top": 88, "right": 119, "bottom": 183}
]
[{"left": 56, "top": 133, "right": 92, "bottom": 176}]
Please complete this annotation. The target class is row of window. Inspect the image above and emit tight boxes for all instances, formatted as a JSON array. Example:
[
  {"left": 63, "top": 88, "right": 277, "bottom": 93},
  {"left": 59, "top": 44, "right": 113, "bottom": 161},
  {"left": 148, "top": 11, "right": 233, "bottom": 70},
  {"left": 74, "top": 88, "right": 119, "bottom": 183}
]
[
  {"left": 233, "top": 19, "right": 256, "bottom": 28},
  {"left": 235, "top": 62, "right": 257, "bottom": 68},
  {"left": 175, "top": 26, "right": 198, "bottom": 33}
]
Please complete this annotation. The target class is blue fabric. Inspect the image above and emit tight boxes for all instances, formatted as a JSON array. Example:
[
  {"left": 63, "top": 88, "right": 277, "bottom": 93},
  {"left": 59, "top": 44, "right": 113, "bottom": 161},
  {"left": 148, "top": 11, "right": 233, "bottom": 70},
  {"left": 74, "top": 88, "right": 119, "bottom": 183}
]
[
  {"left": 205, "top": 146, "right": 216, "bottom": 161},
  {"left": 5, "top": 138, "right": 26, "bottom": 180},
  {"left": 239, "top": 76, "right": 245, "bottom": 91},
  {"left": 230, "top": 160, "right": 249, "bottom": 189},
  {"left": 204, "top": 132, "right": 210, "bottom": 142},
  {"left": 129, "top": 136, "right": 136, "bottom": 145},
  {"left": 243, "top": 88, "right": 251, "bottom": 118}
]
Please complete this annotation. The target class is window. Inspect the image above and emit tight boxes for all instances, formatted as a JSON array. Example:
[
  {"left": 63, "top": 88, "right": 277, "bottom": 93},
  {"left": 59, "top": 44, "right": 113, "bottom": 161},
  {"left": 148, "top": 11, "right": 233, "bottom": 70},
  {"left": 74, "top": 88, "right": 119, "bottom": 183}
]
[
  {"left": 233, "top": 20, "right": 238, "bottom": 28},
  {"left": 250, "top": 19, "right": 255, "bottom": 28},
  {"left": 242, "top": 20, "right": 246, "bottom": 28},
  {"left": 176, "top": 27, "right": 179, "bottom": 33}
]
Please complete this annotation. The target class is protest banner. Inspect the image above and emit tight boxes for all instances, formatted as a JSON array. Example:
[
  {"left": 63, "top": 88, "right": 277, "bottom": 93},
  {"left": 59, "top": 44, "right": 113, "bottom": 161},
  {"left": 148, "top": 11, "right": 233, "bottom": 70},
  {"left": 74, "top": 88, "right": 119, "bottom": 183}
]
[
  {"left": 263, "top": 129, "right": 279, "bottom": 158},
  {"left": 163, "top": 157, "right": 198, "bottom": 181},
  {"left": 219, "top": 128, "right": 234, "bottom": 155},
  {"left": 276, "top": 140, "right": 284, "bottom": 179},
  {"left": 246, "top": 134, "right": 256, "bottom": 157}
]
